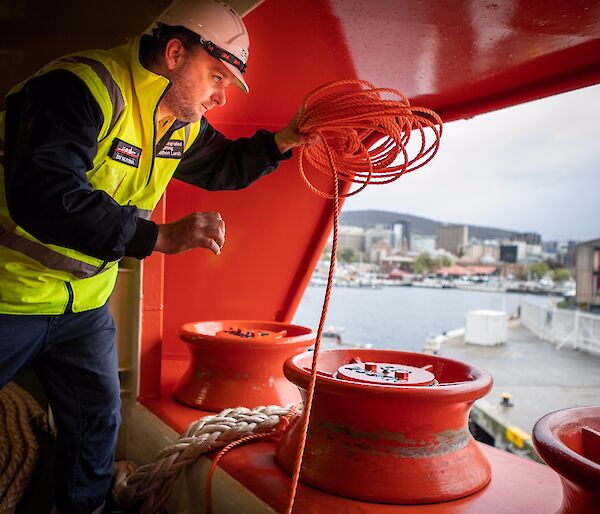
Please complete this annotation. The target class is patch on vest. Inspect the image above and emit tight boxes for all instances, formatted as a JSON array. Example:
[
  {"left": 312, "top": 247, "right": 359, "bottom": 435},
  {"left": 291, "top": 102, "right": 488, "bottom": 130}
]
[
  {"left": 110, "top": 139, "right": 142, "bottom": 167},
  {"left": 156, "top": 140, "right": 183, "bottom": 159}
]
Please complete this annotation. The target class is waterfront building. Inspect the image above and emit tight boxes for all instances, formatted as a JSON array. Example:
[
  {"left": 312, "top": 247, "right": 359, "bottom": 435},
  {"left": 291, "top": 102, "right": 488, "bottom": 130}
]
[
  {"left": 411, "top": 234, "right": 436, "bottom": 254},
  {"left": 511, "top": 232, "right": 542, "bottom": 245},
  {"left": 500, "top": 241, "right": 527, "bottom": 263},
  {"left": 460, "top": 239, "right": 500, "bottom": 263},
  {"left": 369, "top": 239, "right": 393, "bottom": 264},
  {"left": 437, "top": 225, "right": 468, "bottom": 255},
  {"left": 558, "top": 240, "right": 578, "bottom": 268},
  {"left": 461, "top": 243, "right": 482, "bottom": 262},
  {"left": 379, "top": 255, "right": 416, "bottom": 273},
  {"left": 500, "top": 245, "right": 517, "bottom": 263},
  {"left": 435, "top": 265, "right": 470, "bottom": 277},
  {"left": 466, "top": 265, "right": 499, "bottom": 277},
  {"left": 391, "top": 223, "right": 404, "bottom": 250},
  {"left": 524, "top": 244, "right": 544, "bottom": 263},
  {"left": 391, "top": 221, "right": 411, "bottom": 252},
  {"left": 435, "top": 265, "right": 498, "bottom": 278},
  {"left": 365, "top": 225, "right": 393, "bottom": 252},
  {"left": 338, "top": 225, "right": 366, "bottom": 254},
  {"left": 575, "top": 238, "right": 600, "bottom": 311}
]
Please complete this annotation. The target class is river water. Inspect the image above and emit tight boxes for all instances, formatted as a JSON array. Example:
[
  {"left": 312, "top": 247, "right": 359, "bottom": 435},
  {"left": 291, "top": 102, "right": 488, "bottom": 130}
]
[{"left": 293, "top": 285, "right": 548, "bottom": 351}]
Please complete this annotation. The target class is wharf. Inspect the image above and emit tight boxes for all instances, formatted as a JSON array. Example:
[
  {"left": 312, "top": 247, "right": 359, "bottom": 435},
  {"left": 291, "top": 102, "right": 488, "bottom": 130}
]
[{"left": 434, "top": 321, "right": 600, "bottom": 460}]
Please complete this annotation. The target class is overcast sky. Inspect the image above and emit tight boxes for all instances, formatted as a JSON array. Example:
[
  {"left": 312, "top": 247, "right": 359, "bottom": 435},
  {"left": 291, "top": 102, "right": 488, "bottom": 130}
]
[{"left": 342, "top": 83, "right": 600, "bottom": 242}]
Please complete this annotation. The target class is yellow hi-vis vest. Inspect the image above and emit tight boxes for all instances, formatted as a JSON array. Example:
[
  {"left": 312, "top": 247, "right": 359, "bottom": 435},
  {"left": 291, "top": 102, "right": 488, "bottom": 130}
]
[{"left": 0, "top": 36, "right": 202, "bottom": 314}]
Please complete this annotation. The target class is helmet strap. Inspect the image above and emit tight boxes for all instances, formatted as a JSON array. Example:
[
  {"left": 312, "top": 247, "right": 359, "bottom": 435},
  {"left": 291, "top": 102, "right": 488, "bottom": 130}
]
[{"left": 201, "top": 39, "right": 247, "bottom": 74}]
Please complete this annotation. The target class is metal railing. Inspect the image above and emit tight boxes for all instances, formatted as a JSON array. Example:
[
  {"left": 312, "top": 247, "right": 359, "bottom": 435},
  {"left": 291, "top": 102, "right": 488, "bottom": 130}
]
[{"left": 520, "top": 300, "right": 600, "bottom": 357}]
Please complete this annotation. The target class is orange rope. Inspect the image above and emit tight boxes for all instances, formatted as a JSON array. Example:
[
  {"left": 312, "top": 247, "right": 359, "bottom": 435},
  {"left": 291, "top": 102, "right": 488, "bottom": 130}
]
[
  {"left": 297, "top": 79, "right": 442, "bottom": 198},
  {"left": 285, "top": 79, "right": 442, "bottom": 514},
  {"left": 203, "top": 79, "right": 442, "bottom": 514}
]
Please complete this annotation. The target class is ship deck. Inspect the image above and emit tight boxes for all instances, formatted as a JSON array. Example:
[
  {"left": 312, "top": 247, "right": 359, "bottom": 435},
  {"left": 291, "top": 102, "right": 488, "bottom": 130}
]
[
  {"left": 133, "top": 319, "right": 600, "bottom": 512},
  {"left": 141, "top": 357, "right": 563, "bottom": 514},
  {"left": 436, "top": 321, "right": 600, "bottom": 455}
]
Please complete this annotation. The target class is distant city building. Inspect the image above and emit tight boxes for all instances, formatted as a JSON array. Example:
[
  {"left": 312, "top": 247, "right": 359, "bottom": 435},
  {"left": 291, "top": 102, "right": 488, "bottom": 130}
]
[
  {"left": 503, "top": 240, "right": 528, "bottom": 262},
  {"left": 391, "top": 221, "right": 411, "bottom": 252},
  {"left": 437, "top": 225, "right": 468, "bottom": 255},
  {"left": 525, "top": 244, "right": 543, "bottom": 262},
  {"left": 460, "top": 239, "right": 500, "bottom": 263},
  {"left": 542, "top": 240, "right": 577, "bottom": 266},
  {"left": 369, "top": 239, "right": 392, "bottom": 264},
  {"left": 391, "top": 223, "right": 404, "bottom": 250},
  {"left": 366, "top": 225, "right": 393, "bottom": 251},
  {"left": 435, "top": 265, "right": 498, "bottom": 278},
  {"left": 542, "top": 241, "right": 558, "bottom": 262},
  {"left": 338, "top": 225, "right": 366, "bottom": 254},
  {"left": 380, "top": 255, "right": 415, "bottom": 273},
  {"left": 411, "top": 234, "right": 436, "bottom": 254},
  {"left": 500, "top": 245, "right": 518, "bottom": 263},
  {"left": 558, "top": 240, "right": 577, "bottom": 268},
  {"left": 483, "top": 240, "right": 501, "bottom": 262},
  {"left": 575, "top": 238, "right": 600, "bottom": 311},
  {"left": 543, "top": 241, "right": 558, "bottom": 254},
  {"left": 512, "top": 232, "right": 542, "bottom": 246}
]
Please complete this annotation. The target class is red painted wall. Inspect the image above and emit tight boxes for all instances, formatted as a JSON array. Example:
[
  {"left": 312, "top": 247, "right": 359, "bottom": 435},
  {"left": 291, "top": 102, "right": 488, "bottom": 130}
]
[
  {"left": 161, "top": 0, "right": 358, "bottom": 359},
  {"left": 149, "top": 0, "right": 600, "bottom": 365}
]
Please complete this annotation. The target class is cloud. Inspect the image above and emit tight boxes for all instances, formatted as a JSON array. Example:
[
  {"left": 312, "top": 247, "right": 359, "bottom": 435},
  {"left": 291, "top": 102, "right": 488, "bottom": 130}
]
[{"left": 344, "top": 84, "right": 600, "bottom": 241}]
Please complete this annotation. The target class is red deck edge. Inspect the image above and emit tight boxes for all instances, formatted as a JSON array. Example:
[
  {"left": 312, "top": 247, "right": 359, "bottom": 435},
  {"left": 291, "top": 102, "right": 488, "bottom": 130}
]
[{"left": 140, "top": 357, "right": 563, "bottom": 514}]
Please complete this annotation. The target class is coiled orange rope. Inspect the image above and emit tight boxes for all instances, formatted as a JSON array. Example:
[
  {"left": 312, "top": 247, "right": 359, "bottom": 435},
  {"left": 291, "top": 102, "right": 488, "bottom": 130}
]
[
  {"left": 286, "top": 79, "right": 442, "bottom": 513},
  {"left": 297, "top": 79, "right": 442, "bottom": 197},
  {"left": 204, "top": 79, "right": 442, "bottom": 514}
]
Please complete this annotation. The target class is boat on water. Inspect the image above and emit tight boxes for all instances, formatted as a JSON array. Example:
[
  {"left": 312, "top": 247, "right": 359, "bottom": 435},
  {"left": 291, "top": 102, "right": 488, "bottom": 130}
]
[
  {"left": 4, "top": 1, "right": 600, "bottom": 513},
  {"left": 321, "top": 325, "right": 345, "bottom": 345},
  {"left": 411, "top": 277, "right": 455, "bottom": 289}
]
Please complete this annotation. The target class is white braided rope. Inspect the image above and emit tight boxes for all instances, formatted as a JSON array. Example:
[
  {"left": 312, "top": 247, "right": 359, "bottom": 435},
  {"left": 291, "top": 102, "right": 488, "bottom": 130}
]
[{"left": 113, "top": 404, "right": 296, "bottom": 513}]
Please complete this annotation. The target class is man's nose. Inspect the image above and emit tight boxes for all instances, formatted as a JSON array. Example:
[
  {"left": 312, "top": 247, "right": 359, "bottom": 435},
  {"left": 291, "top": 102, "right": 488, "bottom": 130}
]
[{"left": 211, "top": 88, "right": 226, "bottom": 107}]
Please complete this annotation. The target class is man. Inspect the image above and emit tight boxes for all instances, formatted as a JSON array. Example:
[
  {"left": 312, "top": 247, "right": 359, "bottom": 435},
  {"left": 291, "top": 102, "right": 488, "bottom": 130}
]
[{"left": 0, "top": 0, "right": 314, "bottom": 512}]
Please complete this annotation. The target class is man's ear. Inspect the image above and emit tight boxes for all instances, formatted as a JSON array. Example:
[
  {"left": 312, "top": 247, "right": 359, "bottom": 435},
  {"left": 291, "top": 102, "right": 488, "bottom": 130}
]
[{"left": 164, "top": 39, "right": 185, "bottom": 71}]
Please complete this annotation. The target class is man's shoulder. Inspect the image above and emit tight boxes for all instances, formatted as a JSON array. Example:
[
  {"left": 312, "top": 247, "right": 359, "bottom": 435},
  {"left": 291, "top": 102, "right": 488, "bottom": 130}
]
[
  {"left": 60, "top": 44, "right": 131, "bottom": 82},
  {"left": 13, "top": 68, "right": 94, "bottom": 101}
]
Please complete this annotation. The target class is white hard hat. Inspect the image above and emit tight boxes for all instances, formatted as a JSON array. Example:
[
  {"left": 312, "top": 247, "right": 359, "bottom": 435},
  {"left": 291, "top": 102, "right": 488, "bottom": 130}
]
[{"left": 148, "top": 0, "right": 250, "bottom": 93}]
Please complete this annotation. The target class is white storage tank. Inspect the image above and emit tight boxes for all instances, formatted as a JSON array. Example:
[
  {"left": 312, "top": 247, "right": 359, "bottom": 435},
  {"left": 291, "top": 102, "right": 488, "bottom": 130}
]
[{"left": 465, "top": 310, "right": 508, "bottom": 346}]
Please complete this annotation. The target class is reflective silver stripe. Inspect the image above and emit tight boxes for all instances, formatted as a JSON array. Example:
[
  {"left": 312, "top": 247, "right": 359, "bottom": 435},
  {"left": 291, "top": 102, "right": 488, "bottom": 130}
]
[
  {"left": 0, "top": 224, "right": 110, "bottom": 279},
  {"left": 183, "top": 124, "right": 191, "bottom": 148},
  {"left": 137, "top": 209, "right": 153, "bottom": 220},
  {"left": 61, "top": 56, "right": 125, "bottom": 136}
]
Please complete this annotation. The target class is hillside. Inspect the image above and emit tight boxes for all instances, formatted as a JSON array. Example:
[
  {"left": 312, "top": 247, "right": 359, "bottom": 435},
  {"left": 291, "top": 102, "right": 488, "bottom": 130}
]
[{"left": 339, "top": 209, "right": 518, "bottom": 240}]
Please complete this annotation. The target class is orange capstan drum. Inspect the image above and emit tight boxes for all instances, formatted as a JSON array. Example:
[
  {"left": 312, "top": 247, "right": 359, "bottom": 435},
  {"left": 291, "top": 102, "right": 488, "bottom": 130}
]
[
  {"left": 533, "top": 406, "right": 600, "bottom": 514},
  {"left": 275, "top": 349, "right": 493, "bottom": 504},
  {"left": 172, "top": 321, "right": 315, "bottom": 411}
]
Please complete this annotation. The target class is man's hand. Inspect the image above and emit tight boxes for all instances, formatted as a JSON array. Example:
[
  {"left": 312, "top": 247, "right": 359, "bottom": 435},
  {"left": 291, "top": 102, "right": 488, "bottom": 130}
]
[
  {"left": 274, "top": 111, "right": 320, "bottom": 154},
  {"left": 154, "top": 212, "right": 225, "bottom": 255}
]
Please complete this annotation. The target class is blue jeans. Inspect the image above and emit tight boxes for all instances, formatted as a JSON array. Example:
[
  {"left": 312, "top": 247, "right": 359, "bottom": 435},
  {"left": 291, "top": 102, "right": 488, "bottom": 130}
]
[{"left": 0, "top": 303, "right": 121, "bottom": 514}]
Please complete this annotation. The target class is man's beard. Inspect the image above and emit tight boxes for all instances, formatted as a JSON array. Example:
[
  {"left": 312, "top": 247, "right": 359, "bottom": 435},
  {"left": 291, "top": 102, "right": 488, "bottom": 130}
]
[{"left": 162, "top": 66, "right": 201, "bottom": 123}]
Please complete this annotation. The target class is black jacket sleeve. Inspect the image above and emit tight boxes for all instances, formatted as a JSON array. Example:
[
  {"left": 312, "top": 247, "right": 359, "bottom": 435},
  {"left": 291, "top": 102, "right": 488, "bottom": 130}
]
[
  {"left": 3, "top": 70, "right": 157, "bottom": 261},
  {"left": 174, "top": 120, "right": 292, "bottom": 190}
]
